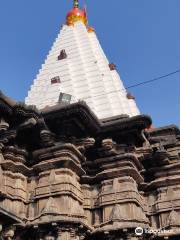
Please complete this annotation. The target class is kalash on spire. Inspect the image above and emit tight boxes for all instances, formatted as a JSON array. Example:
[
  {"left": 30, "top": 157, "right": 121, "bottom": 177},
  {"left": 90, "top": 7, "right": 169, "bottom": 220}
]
[
  {"left": 66, "top": 0, "right": 88, "bottom": 26},
  {"left": 66, "top": 0, "right": 95, "bottom": 33},
  {"left": 25, "top": 0, "right": 140, "bottom": 119}
]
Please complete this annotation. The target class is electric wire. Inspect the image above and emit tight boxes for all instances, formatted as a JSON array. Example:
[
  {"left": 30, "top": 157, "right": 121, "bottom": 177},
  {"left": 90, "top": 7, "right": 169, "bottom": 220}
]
[{"left": 82, "top": 68, "right": 180, "bottom": 100}]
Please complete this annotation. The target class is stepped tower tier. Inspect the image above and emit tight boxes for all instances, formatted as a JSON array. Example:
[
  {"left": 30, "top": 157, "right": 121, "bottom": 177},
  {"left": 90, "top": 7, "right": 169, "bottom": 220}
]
[{"left": 25, "top": 0, "right": 140, "bottom": 119}]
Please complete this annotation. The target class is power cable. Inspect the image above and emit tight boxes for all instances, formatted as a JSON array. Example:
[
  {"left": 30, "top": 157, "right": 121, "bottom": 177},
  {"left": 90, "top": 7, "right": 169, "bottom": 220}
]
[
  {"left": 126, "top": 68, "right": 180, "bottom": 90},
  {"left": 82, "top": 68, "right": 180, "bottom": 100}
]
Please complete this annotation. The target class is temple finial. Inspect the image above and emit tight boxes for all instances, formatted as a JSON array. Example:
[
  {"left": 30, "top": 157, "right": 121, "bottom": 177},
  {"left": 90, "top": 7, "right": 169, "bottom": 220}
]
[{"left": 73, "top": 0, "right": 79, "bottom": 8}]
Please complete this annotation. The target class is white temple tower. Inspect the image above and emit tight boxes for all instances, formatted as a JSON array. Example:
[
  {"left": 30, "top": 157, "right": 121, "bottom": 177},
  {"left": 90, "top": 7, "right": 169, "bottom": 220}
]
[{"left": 25, "top": 0, "right": 140, "bottom": 119}]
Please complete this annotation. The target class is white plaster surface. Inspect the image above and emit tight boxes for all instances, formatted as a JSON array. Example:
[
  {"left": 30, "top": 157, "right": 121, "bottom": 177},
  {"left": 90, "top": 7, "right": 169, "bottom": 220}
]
[{"left": 25, "top": 22, "right": 140, "bottom": 119}]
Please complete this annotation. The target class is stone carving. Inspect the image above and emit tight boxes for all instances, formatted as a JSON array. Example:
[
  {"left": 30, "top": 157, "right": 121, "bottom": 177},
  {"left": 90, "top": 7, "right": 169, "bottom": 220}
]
[
  {"left": 102, "top": 139, "right": 114, "bottom": 151},
  {"left": 0, "top": 118, "right": 9, "bottom": 132},
  {"left": 166, "top": 210, "right": 180, "bottom": 226},
  {"left": 49, "top": 169, "right": 57, "bottom": 184},
  {"left": 84, "top": 138, "right": 95, "bottom": 149},
  {"left": 40, "top": 129, "right": 55, "bottom": 147},
  {"left": 109, "top": 204, "right": 123, "bottom": 221},
  {"left": 3, "top": 226, "right": 15, "bottom": 240},
  {"left": 42, "top": 197, "right": 59, "bottom": 215},
  {"left": 0, "top": 92, "right": 180, "bottom": 239}
]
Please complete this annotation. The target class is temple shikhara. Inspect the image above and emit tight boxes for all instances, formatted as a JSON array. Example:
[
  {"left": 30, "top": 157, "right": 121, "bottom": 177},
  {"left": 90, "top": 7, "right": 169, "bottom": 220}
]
[
  {"left": 25, "top": 0, "right": 139, "bottom": 119},
  {"left": 0, "top": 1, "right": 180, "bottom": 239}
]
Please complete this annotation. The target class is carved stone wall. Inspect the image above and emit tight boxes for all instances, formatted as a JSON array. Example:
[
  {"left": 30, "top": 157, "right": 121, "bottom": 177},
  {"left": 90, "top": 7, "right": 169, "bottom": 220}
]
[{"left": 0, "top": 93, "right": 180, "bottom": 239}]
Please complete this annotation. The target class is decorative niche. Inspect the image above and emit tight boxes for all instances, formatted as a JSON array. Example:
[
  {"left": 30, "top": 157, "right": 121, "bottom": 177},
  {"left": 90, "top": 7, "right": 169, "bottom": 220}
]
[
  {"left": 51, "top": 76, "right": 61, "bottom": 84},
  {"left": 58, "top": 49, "right": 67, "bottom": 60}
]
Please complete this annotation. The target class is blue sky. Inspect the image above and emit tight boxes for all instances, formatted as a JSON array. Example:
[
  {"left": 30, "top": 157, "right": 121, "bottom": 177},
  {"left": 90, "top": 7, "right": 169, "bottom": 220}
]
[{"left": 0, "top": 0, "right": 179, "bottom": 127}]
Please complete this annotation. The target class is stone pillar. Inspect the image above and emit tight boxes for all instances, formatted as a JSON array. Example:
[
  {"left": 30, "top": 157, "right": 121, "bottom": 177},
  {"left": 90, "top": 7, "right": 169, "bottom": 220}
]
[
  {"left": 57, "top": 229, "right": 61, "bottom": 240},
  {"left": 60, "top": 232, "right": 69, "bottom": 240},
  {"left": 57, "top": 229, "right": 70, "bottom": 240},
  {"left": 70, "top": 229, "right": 76, "bottom": 240},
  {"left": 57, "top": 230, "right": 80, "bottom": 240}
]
